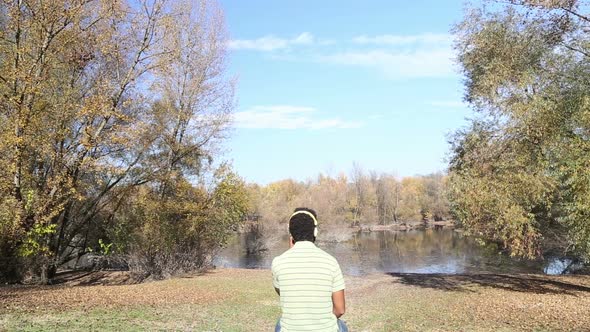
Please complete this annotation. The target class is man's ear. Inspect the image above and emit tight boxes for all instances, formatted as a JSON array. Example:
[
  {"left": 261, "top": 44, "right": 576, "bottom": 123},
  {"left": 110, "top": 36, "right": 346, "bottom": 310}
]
[{"left": 289, "top": 236, "right": 294, "bottom": 247}]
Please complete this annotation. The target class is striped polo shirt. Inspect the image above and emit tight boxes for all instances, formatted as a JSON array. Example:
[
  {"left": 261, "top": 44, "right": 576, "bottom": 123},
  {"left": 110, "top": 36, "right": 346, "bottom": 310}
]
[{"left": 272, "top": 241, "right": 345, "bottom": 332}]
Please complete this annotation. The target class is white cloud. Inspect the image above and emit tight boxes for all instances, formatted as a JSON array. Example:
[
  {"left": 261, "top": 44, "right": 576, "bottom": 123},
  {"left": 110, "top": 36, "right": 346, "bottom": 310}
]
[
  {"left": 228, "top": 32, "right": 314, "bottom": 51},
  {"left": 318, "top": 48, "right": 455, "bottom": 78},
  {"left": 320, "top": 33, "right": 456, "bottom": 78},
  {"left": 233, "top": 105, "right": 363, "bottom": 130},
  {"left": 292, "top": 32, "right": 314, "bottom": 44},
  {"left": 229, "top": 32, "right": 457, "bottom": 78},
  {"left": 353, "top": 33, "right": 452, "bottom": 46}
]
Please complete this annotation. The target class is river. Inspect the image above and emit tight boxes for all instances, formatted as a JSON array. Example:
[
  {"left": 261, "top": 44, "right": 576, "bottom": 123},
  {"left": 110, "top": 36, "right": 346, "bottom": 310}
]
[{"left": 214, "top": 227, "right": 575, "bottom": 275}]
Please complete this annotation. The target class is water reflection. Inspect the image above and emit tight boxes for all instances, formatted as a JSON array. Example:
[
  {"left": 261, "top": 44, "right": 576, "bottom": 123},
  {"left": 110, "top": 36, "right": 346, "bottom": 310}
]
[
  {"left": 215, "top": 228, "right": 563, "bottom": 275},
  {"left": 543, "top": 258, "right": 585, "bottom": 275}
]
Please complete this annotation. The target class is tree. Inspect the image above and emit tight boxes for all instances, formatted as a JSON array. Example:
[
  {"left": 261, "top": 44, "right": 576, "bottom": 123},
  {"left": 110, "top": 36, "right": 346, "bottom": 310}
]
[
  {"left": 349, "top": 162, "right": 369, "bottom": 226},
  {"left": 421, "top": 173, "right": 449, "bottom": 221},
  {"left": 398, "top": 177, "right": 425, "bottom": 221},
  {"left": 120, "top": 163, "right": 248, "bottom": 279},
  {"left": 0, "top": 0, "right": 165, "bottom": 282},
  {"left": 449, "top": 0, "right": 590, "bottom": 260},
  {"left": 246, "top": 169, "right": 450, "bottom": 230},
  {"left": 149, "top": 0, "right": 233, "bottom": 198},
  {"left": 0, "top": 0, "right": 238, "bottom": 283},
  {"left": 375, "top": 174, "right": 401, "bottom": 224}
]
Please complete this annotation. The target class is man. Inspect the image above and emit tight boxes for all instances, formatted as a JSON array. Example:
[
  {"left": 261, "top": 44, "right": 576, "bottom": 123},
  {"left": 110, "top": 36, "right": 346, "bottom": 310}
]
[{"left": 272, "top": 207, "right": 348, "bottom": 332}]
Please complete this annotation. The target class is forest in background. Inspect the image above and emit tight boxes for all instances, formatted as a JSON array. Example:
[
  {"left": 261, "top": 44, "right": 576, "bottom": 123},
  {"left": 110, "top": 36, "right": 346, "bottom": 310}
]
[{"left": 246, "top": 166, "right": 450, "bottom": 229}]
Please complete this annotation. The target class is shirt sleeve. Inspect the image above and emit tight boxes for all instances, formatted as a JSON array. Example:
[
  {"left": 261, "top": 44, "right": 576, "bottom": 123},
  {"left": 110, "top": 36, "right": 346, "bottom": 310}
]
[
  {"left": 271, "top": 257, "right": 279, "bottom": 289},
  {"left": 332, "top": 262, "right": 345, "bottom": 292}
]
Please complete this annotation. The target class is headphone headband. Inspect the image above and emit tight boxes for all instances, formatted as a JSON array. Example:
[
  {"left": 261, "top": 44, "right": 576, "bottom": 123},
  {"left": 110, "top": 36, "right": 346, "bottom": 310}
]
[
  {"left": 290, "top": 210, "right": 318, "bottom": 237},
  {"left": 290, "top": 210, "right": 317, "bottom": 225}
]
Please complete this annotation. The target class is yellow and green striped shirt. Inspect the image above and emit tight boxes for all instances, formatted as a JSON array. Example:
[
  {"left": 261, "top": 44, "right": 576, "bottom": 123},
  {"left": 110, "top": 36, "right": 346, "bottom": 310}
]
[{"left": 272, "top": 241, "right": 345, "bottom": 332}]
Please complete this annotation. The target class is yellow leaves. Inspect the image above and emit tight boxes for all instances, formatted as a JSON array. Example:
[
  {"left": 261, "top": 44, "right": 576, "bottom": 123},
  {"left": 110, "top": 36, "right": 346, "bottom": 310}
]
[
  {"left": 78, "top": 94, "right": 111, "bottom": 118},
  {"left": 18, "top": 222, "right": 58, "bottom": 257},
  {"left": 0, "top": 0, "right": 238, "bottom": 280}
]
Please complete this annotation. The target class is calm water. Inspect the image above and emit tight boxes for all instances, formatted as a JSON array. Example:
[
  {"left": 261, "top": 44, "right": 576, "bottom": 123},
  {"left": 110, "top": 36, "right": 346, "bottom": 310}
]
[{"left": 215, "top": 228, "right": 567, "bottom": 275}]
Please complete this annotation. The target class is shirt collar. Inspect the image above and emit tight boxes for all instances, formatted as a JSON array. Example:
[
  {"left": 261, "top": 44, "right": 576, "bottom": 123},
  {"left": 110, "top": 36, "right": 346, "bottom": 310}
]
[{"left": 293, "top": 241, "right": 316, "bottom": 249}]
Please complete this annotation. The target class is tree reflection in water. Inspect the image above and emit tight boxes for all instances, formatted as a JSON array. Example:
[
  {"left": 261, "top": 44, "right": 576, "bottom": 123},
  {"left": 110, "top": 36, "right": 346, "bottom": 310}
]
[{"left": 216, "top": 228, "right": 569, "bottom": 275}]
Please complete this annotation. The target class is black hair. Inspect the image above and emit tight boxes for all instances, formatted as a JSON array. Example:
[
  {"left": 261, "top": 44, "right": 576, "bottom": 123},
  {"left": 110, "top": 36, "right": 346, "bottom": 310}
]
[{"left": 289, "top": 207, "right": 318, "bottom": 243}]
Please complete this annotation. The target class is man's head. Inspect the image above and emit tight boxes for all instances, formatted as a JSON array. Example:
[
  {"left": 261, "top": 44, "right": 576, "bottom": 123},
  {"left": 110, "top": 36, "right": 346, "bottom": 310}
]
[{"left": 289, "top": 207, "right": 318, "bottom": 243}]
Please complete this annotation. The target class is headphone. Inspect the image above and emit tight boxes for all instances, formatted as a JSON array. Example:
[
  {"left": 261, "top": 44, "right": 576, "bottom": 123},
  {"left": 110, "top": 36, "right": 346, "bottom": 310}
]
[{"left": 290, "top": 210, "right": 318, "bottom": 237}]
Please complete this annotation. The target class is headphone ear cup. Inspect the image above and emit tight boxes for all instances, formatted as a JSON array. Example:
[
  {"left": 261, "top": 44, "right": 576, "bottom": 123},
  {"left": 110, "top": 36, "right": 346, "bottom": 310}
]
[{"left": 314, "top": 227, "right": 318, "bottom": 237}]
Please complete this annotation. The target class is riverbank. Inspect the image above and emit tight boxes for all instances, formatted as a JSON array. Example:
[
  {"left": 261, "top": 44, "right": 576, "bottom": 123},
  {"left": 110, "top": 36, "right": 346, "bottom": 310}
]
[
  {"left": 356, "top": 220, "right": 456, "bottom": 232},
  {"left": 2, "top": 268, "right": 589, "bottom": 331}
]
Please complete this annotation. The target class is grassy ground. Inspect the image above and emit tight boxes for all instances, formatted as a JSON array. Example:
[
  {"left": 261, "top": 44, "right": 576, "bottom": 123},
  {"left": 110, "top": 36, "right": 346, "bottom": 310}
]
[{"left": 1, "top": 268, "right": 590, "bottom": 331}]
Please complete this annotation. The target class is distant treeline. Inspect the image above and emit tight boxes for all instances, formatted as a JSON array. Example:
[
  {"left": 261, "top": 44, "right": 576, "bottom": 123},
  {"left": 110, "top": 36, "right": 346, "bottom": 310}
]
[{"left": 246, "top": 165, "right": 450, "bottom": 228}]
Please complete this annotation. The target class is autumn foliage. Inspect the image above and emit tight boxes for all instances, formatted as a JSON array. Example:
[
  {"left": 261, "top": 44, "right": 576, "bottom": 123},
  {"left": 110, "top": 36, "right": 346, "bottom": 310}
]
[
  {"left": 0, "top": 0, "right": 247, "bottom": 283},
  {"left": 246, "top": 169, "right": 450, "bottom": 229},
  {"left": 449, "top": 0, "right": 590, "bottom": 262}
]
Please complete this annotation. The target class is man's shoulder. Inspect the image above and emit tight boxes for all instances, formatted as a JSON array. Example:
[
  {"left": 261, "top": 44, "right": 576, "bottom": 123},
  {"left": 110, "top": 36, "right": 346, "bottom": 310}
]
[
  {"left": 271, "top": 252, "right": 284, "bottom": 266},
  {"left": 274, "top": 243, "right": 340, "bottom": 266},
  {"left": 271, "top": 248, "right": 292, "bottom": 267},
  {"left": 314, "top": 246, "right": 339, "bottom": 262}
]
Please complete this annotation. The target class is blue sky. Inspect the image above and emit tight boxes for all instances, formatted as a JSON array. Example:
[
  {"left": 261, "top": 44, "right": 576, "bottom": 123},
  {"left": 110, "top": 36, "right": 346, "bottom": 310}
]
[{"left": 219, "top": 0, "right": 472, "bottom": 184}]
